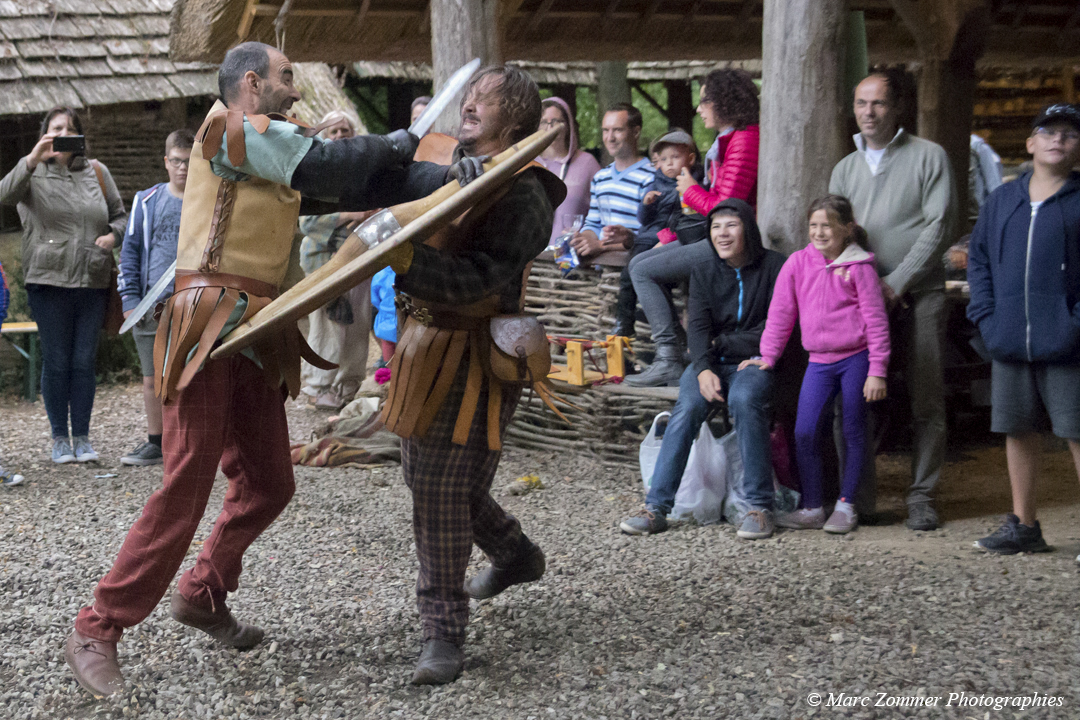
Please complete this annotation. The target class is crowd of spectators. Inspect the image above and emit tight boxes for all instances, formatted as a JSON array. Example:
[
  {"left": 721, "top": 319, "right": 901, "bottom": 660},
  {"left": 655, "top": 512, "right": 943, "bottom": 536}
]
[{"left": 1, "top": 75, "right": 1078, "bottom": 560}]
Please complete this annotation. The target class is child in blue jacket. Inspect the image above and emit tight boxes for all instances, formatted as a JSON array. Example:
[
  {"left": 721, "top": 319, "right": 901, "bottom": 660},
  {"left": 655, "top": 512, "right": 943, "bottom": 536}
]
[{"left": 967, "top": 104, "right": 1080, "bottom": 555}]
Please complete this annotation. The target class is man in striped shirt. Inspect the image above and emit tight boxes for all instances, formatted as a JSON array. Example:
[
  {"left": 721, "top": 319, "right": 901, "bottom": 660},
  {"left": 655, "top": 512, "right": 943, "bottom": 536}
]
[{"left": 571, "top": 103, "right": 654, "bottom": 258}]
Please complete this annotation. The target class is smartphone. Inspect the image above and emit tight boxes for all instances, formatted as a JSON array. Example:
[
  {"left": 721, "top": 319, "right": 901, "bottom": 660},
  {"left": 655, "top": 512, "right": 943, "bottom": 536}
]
[{"left": 52, "top": 135, "right": 85, "bottom": 154}]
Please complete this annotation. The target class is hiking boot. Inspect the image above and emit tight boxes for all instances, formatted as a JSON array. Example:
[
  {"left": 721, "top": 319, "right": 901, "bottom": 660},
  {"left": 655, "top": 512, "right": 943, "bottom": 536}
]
[
  {"left": 72, "top": 436, "right": 98, "bottom": 463},
  {"left": 974, "top": 514, "right": 1050, "bottom": 555},
  {"left": 619, "top": 506, "right": 669, "bottom": 535},
  {"left": 464, "top": 537, "right": 546, "bottom": 600},
  {"left": 65, "top": 630, "right": 124, "bottom": 698},
  {"left": 52, "top": 438, "right": 76, "bottom": 464},
  {"left": 905, "top": 502, "right": 939, "bottom": 531},
  {"left": 737, "top": 509, "right": 775, "bottom": 540},
  {"left": 624, "top": 345, "right": 684, "bottom": 387},
  {"left": 121, "top": 441, "right": 163, "bottom": 467},
  {"left": 170, "top": 590, "right": 264, "bottom": 649},
  {"left": 411, "top": 639, "right": 463, "bottom": 685},
  {"left": 0, "top": 467, "right": 25, "bottom": 487},
  {"left": 776, "top": 507, "right": 825, "bottom": 530},
  {"left": 823, "top": 502, "right": 858, "bottom": 534}
]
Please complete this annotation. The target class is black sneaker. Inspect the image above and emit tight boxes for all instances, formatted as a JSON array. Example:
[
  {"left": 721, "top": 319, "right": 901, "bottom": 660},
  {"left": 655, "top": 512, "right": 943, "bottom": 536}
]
[
  {"left": 974, "top": 514, "right": 1050, "bottom": 555},
  {"left": 905, "top": 502, "right": 939, "bottom": 531},
  {"left": 620, "top": 506, "right": 668, "bottom": 535},
  {"left": 121, "top": 441, "right": 163, "bottom": 467}
]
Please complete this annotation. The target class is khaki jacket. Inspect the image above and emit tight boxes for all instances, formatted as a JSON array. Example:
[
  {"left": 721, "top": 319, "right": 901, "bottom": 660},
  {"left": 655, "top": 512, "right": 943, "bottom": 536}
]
[{"left": 0, "top": 155, "right": 127, "bottom": 289}]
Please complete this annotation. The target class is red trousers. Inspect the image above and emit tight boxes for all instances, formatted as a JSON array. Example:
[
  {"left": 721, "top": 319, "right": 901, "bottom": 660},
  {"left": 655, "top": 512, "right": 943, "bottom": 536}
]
[{"left": 76, "top": 356, "right": 295, "bottom": 642}]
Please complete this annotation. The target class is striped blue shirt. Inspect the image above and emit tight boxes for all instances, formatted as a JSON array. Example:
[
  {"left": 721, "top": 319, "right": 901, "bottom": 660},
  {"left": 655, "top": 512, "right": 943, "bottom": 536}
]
[{"left": 582, "top": 157, "right": 654, "bottom": 237}]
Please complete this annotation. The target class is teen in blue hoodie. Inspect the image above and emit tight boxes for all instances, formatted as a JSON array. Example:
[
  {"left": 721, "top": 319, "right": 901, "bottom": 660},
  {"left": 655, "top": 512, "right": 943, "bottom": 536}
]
[{"left": 967, "top": 104, "right": 1080, "bottom": 555}]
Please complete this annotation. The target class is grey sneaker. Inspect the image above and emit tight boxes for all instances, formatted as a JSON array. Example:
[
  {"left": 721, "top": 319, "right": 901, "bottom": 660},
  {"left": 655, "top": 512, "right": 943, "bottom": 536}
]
[
  {"left": 776, "top": 507, "right": 826, "bottom": 529},
  {"left": 72, "top": 436, "right": 99, "bottom": 463},
  {"left": 905, "top": 502, "right": 939, "bottom": 531},
  {"left": 0, "top": 467, "right": 25, "bottom": 487},
  {"left": 823, "top": 504, "right": 858, "bottom": 534},
  {"left": 619, "top": 506, "right": 669, "bottom": 535},
  {"left": 52, "top": 438, "right": 76, "bottom": 464},
  {"left": 121, "top": 441, "right": 163, "bottom": 467},
  {"left": 736, "top": 509, "right": 775, "bottom": 540},
  {"left": 974, "top": 514, "right": 1050, "bottom": 555}
]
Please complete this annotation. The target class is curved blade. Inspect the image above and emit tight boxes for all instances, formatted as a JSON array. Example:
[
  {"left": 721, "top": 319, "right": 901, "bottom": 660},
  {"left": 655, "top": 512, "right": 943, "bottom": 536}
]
[
  {"left": 409, "top": 58, "right": 481, "bottom": 137},
  {"left": 210, "top": 127, "right": 560, "bottom": 360},
  {"left": 118, "top": 259, "right": 176, "bottom": 334}
]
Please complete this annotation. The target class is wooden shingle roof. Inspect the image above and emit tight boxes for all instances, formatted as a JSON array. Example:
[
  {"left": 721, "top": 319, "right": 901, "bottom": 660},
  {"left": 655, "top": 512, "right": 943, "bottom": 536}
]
[{"left": 0, "top": 0, "right": 217, "bottom": 116}]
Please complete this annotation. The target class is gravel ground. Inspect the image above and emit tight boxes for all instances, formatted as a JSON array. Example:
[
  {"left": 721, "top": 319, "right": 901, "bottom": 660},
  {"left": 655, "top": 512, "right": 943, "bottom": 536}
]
[{"left": 3, "top": 384, "right": 1080, "bottom": 720}]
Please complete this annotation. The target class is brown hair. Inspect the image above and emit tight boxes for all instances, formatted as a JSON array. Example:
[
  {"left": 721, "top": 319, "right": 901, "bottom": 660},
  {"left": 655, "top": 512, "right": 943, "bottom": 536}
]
[
  {"left": 165, "top": 129, "right": 195, "bottom": 154},
  {"left": 39, "top": 107, "right": 83, "bottom": 139},
  {"left": 807, "top": 195, "right": 870, "bottom": 251},
  {"left": 700, "top": 69, "right": 759, "bottom": 129},
  {"left": 605, "top": 101, "right": 642, "bottom": 131},
  {"left": 460, "top": 64, "right": 541, "bottom": 147}
]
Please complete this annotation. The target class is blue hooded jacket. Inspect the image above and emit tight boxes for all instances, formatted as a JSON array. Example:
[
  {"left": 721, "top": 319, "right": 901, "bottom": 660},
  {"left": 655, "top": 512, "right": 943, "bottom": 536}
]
[{"left": 967, "top": 171, "right": 1080, "bottom": 364}]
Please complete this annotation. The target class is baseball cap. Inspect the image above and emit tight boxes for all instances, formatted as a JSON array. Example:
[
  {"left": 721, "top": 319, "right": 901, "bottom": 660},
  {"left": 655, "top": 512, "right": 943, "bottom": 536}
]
[
  {"left": 1032, "top": 103, "right": 1080, "bottom": 132},
  {"left": 650, "top": 129, "right": 696, "bottom": 155}
]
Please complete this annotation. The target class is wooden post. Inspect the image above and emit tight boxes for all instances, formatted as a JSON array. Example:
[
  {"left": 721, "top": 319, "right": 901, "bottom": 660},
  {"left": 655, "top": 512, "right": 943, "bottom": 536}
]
[
  {"left": 758, "top": 0, "right": 847, "bottom": 253},
  {"left": 430, "top": 0, "right": 503, "bottom": 135},
  {"left": 596, "top": 61, "right": 631, "bottom": 164},
  {"left": 916, "top": 13, "right": 987, "bottom": 229},
  {"left": 665, "top": 79, "right": 694, "bottom": 132}
]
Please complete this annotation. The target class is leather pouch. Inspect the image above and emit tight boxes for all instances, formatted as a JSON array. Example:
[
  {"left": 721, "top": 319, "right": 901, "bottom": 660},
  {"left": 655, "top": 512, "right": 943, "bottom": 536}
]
[{"left": 488, "top": 314, "right": 550, "bottom": 384}]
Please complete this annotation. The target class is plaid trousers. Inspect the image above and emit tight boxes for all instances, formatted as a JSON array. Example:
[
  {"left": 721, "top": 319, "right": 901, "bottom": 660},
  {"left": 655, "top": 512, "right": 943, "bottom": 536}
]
[
  {"left": 76, "top": 355, "right": 295, "bottom": 643},
  {"left": 401, "top": 365, "right": 523, "bottom": 646}
]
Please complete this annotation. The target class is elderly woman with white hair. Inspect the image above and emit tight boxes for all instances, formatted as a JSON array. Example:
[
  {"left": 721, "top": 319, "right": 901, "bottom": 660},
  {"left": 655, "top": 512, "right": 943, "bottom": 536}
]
[{"left": 298, "top": 109, "right": 375, "bottom": 409}]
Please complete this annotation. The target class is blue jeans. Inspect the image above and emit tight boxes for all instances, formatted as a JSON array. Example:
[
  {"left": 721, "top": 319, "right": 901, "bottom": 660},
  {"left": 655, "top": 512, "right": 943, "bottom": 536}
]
[
  {"left": 646, "top": 363, "right": 775, "bottom": 513},
  {"left": 25, "top": 284, "right": 107, "bottom": 439}
]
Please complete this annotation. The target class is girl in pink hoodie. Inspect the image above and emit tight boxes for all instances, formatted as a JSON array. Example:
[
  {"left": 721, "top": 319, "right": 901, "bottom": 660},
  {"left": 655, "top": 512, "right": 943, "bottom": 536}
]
[{"left": 740, "top": 195, "right": 890, "bottom": 534}]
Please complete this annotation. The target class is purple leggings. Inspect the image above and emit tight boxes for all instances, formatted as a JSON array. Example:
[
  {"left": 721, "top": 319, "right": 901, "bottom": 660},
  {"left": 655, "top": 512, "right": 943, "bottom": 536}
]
[{"left": 794, "top": 350, "right": 870, "bottom": 508}]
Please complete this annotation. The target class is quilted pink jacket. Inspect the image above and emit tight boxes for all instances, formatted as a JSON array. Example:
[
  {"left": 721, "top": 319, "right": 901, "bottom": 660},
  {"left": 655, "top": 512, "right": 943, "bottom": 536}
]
[{"left": 682, "top": 124, "right": 759, "bottom": 214}]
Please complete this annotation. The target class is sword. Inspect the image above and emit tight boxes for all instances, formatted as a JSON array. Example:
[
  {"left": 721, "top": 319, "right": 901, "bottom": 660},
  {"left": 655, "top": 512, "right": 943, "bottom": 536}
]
[
  {"left": 408, "top": 58, "right": 481, "bottom": 138},
  {"left": 118, "top": 259, "right": 176, "bottom": 334}
]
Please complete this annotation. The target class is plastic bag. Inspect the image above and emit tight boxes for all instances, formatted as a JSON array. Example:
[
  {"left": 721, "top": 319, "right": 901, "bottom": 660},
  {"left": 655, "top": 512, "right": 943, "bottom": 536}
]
[
  {"left": 640, "top": 412, "right": 727, "bottom": 525},
  {"left": 545, "top": 232, "right": 580, "bottom": 276},
  {"left": 720, "top": 429, "right": 800, "bottom": 525}
]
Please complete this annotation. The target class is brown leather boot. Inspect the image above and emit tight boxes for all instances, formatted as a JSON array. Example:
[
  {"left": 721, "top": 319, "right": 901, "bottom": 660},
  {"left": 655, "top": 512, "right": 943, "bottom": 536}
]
[
  {"left": 170, "top": 590, "right": 264, "bottom": 649},
  {"left": 65, "top": 630, "right": 124, "bottom": 698},
  {"left": 464, "top": 537, "right": 545, "bottom": 600},
  {"left": 410, "top": 640, "right": 464, "bottom": 685}
]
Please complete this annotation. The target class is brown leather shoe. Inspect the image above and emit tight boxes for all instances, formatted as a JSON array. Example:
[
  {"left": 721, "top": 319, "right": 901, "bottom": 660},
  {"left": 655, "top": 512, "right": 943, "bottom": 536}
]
[
  {"left": 170, "top": 590, "right": 265, "bottom": 649},
  {"left": 65, "top": 630, "right": 124, "bottom": 698},
  {"left": 410, "top": 640, "right": 463, "bottom": 685},
  {"left": 464, "top": 538, "right": 545, "bottom": 601}
]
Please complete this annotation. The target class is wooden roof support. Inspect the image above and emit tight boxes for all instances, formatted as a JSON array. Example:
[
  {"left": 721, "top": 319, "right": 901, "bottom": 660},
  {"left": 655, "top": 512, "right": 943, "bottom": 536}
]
[
  {"left": 629, "top": 80, "right": 669, "bottom": 120},
  {"left": 430, "top": 0, "right": 503, "bottom": 133},
  {"left": 238, "top": 0, "right": 259, "bottom": 40},
  {"left": 356, "top": 0, "right": 372, "bottom": 28},
  {"left": 601, "top": 0, "right": 622, "bottom": 33},
  {"left": 887, "top": 0, "right": 932, "bottom": 54},
  {"left": 522, "top": 0, "right": 556, "bottom": 37},
  {"left": 638, "top": 0, "right": 663, "bottom": 31}
]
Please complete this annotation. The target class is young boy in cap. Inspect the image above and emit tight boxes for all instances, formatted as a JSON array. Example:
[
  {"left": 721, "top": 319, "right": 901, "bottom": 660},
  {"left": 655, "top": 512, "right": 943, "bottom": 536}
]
[
  {"left": 613, "top": 129, "right": 700, "bottom": 338},
  {"left": 967, "top": 103, "right": 1080, "bottom": 554}
]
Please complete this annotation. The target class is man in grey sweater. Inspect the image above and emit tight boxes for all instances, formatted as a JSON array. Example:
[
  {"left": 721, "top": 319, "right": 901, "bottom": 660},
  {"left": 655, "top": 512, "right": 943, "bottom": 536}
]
[{"left": 829, "top": 71, "right": 958, "bottom": 531}]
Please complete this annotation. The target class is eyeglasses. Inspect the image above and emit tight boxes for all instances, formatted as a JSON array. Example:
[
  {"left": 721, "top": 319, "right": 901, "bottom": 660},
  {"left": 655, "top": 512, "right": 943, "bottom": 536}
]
[
  {"left": 539, "top": 118, "right": 566, "bottom": 128},
  {"left": 166, "top": 157, "right": 190, "bottom": 168},
  {"left": 1033, "top": 126, "right": 1080, "bottom": 142}
]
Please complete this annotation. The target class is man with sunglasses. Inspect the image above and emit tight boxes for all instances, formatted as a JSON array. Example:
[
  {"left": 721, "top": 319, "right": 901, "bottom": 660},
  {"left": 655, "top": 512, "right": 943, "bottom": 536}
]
[
  {"left": 968, "top": 103, "right": 1080, "bottom": 555},
  {"left": 117, "top": 129, "right": 193, "bottom": 467}
]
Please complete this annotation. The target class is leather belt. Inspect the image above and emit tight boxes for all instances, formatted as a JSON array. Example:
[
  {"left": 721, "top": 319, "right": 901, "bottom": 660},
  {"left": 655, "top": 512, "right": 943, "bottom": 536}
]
[
  {"left": 394, "top": 293, "right": 489, "bottom": 331},
  {"left": 175, "top": 269, "right": 278, "bottom": 299}
]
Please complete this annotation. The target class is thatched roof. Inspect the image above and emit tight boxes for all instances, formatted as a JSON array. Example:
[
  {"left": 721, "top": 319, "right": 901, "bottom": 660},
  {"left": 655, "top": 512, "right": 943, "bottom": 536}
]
[
  {"left": 290, "top": 61, "right": 367, "bottom": 133},
  {"left": 0, "top": 0, "right": 217, "bottom": 116},
  {"left": 352, "top": 60, "right": 762, "bottom": 85},
  {"left": 170, "top": 0, "right": 1080, "bottom": 68}
]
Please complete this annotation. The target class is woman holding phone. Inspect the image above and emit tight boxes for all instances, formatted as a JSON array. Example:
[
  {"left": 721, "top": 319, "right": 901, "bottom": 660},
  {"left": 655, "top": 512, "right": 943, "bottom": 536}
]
[{"left": 0, "top": 106, "right": 127, "bottom": 464}]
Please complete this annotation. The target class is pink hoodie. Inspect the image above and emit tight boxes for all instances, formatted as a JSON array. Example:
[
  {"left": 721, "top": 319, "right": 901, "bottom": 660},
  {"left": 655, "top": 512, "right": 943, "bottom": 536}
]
[
  {"left": 536, "top": 97, "right": 602, "bottom": 243},
  {"left": 759, "top": 243, "right": 891, "bottom": 377}
]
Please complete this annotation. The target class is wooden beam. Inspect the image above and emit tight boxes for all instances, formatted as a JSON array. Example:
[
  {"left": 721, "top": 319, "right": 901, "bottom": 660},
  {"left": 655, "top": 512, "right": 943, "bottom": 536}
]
[
  {"left": 630, "top": 80, "right": 669, "bottom": 119},
  {"left": 687, "top": 0, "right": 705, "bottom": 22},
  {"left": 638, "top": 0, "right": 663, "bottom": 31},
  {"left": 237, "top": 0, "right": 260, "bottom": 40},
  {"left": 734, "top": 0, "right": 758, "bottom": 40},
  {"left": 522, "top": 0, "right": 556, "bottom": 36},
  {"left": 418, "top": 2, "right": 432, "bottom": 35},
  {"left": 887, "top": 0, "right": 932, "bottom": 53},
  {"left": 356, "top": 0, "right": 372, "bottom": 28},
  {"left": 601, "top": 0, "right": 621, "bottom": 33}
]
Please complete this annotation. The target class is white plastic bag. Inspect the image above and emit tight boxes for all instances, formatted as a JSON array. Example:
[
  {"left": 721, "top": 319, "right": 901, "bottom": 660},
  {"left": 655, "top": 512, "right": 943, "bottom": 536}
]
[
  {"left": 640, "top": 412, "right": 727, "bottom": 525},
  {"left": 720, "top": 429, "right": 800, "bottom": 525}
]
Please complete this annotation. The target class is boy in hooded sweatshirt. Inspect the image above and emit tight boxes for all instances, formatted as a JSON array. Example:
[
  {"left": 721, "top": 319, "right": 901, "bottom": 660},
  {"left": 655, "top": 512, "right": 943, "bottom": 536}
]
[
  {"left": 967, "top": 104, "right": 1080, "bottom": 555},
  {"left": 614, "top": 130, "right": 701, "bottom": 337},
  {"left": 621, "top": 199, "right": 786, "bottom": 540},
  {"left": 741, "top": 195, "right": 890, "bottom": 534}
]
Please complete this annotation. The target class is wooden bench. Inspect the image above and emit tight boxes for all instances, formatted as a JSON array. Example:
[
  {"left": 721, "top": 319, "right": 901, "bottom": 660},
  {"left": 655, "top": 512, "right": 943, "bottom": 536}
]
[{"left": 1, "top": 322, "right": 39, "bottom": 401}]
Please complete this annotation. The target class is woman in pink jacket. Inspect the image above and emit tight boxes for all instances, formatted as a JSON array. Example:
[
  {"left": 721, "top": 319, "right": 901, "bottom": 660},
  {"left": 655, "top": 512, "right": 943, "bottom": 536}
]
[{"left": 741, "top": 195, "right": 890, "bottom": 534}]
